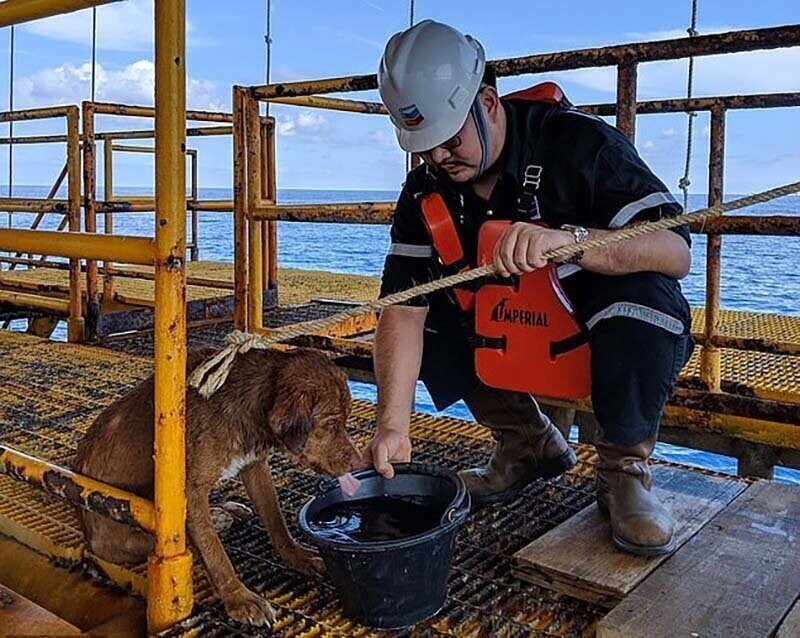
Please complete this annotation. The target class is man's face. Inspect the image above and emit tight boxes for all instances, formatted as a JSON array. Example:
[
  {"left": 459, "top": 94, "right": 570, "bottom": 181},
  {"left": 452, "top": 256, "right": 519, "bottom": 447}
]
[{"left": 420, "top": 111, "right": 483, "bottom": 183}]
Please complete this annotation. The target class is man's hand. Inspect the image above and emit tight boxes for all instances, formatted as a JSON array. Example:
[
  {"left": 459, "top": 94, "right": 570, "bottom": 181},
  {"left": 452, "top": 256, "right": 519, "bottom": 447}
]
[
  {"left": 360, "top": 427, "right": 412, "bottom": 479},
  {"left": 493, "top": 222, "right": 574, "bottom": 277}
]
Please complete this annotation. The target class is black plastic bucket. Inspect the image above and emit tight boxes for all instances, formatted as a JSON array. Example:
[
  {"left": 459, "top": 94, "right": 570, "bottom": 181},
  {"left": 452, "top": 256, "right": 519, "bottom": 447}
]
[{"left": 298, "top": 463, "right": 470, "bottom": 629}]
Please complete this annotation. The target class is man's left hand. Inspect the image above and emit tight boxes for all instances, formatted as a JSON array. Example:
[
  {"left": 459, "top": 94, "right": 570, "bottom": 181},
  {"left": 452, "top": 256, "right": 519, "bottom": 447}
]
[{"left": 493, "top": 222, "right": 574, "bottom": 277}]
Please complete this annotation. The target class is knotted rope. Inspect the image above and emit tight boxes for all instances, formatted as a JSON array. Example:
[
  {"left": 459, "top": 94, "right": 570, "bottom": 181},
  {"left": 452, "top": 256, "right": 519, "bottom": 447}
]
[{"left": 190, "top": 180, "right": 800, "bottom": 397}]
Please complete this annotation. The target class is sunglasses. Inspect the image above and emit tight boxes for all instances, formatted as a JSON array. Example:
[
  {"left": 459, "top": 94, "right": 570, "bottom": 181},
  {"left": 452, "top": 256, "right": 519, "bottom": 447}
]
[{"left": 420, "top": 133, "right": 463, "bottom": 158}]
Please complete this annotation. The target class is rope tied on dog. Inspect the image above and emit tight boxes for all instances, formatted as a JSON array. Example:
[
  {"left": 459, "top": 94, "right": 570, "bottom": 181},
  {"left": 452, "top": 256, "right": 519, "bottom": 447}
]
[{"left": 190, "top": 180, "right": 800, "bottom": 398}]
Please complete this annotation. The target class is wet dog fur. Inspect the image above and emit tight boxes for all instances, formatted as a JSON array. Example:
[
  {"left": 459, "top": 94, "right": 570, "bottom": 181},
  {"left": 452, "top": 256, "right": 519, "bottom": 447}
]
[{"left": 73, "top": 346, "right": 361, "bottom": 627}]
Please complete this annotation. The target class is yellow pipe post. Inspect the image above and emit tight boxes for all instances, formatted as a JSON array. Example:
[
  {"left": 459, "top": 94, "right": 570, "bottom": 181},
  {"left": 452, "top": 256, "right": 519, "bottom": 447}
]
[
  {"left": 0, "top": 445, "right": 156, "bottom": 532},
  {"left": 189, "top": 149, "right": 199, "bottom": 261},
  {"left": 0, "top": 0, "right": 122, "bottom": 27},
  {"left": 65, "top": 107, "right": 85, "bottom": 342},
  {"left": 103, "top": 140, "right": 116, "bottom": 300},
  {"left": 260, "top": 121, "right": 270, "bottom": 291},
  {"left": 82, "top": 101, "right": 100, "bottom": 326},
  {"left": 0, "top": 228, "right": 154, "bottom": 264},
  {"left": 266, "top": 119, "right": 278, "bottom": 289},
  {"left": 245, "top": 93, "right": 263, "bottom": 330},
  {"left": 147, "top": 0, "right": 192, "bottom": 631},
  {"left": 232, "top": 87, "right": 248, "bottom": 330}
]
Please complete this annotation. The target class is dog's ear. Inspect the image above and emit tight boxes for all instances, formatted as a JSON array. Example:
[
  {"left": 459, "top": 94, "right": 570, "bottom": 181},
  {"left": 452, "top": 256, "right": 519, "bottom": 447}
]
[{"left": 268, "top": 391, "right": 314, "bottom": 455}]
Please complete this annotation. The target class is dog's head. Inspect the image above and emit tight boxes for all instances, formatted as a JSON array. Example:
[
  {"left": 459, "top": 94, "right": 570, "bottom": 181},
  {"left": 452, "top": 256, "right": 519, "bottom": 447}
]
[{"left": 267, "top": 349, "right": 361, "bottom": 476}]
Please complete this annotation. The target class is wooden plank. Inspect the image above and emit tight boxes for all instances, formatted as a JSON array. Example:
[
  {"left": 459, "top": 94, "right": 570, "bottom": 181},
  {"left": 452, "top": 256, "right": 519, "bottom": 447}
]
[
  {"left": 777, "top": 598, "right": 800, "bottom": 638},
  {"left": 513, "top": 465, "right": 745, "bottom": 606},
  {"left": 0, "top": 584, "right": 84, "bottom": 636},
  {"left": 598, "top": 481, "right": 800, "bottom": 638}
]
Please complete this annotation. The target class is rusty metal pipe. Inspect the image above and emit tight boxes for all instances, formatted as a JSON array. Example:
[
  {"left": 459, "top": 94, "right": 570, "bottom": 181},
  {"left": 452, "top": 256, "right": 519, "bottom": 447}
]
[
  {"left": 66, "top": 107, "right": 85, "bottom": 342},
  {"left": 0, "top": 445, "right": 155, "bottom": 531},
  {"left": 0, "top": 0, "right": 121, "bottom": 27},
  {"left": 252, "top": 26, "right": 800, "bottom": 99},
  {"left": 0, "top": 106, "right": 74, "bottom": 122},
  {"left": 615, "top": 62, "right": 638, "bottom": 141},
  {"left": 267, "top": 95, "right": 388, "bottom": 114},
  {"left": 245, "top": 93, "right": 264, "bottom": 330},
  {"left": 0, "top": 228, "right": 154, "bottom": 264},
  {"left": 701, "top": 107, "right": 726, "bottom": 392},
  {"left": 90, "top": 101, "right": 232, "bottom": 123},
  {"left": 148, "top": 0, "right": 193, "bottom": 630},
  {"left": 232, "top": 87, "right": 248, "bottom": 330},
  {"left": 250, "top": 202, "right": 395, "bottom": 224}
]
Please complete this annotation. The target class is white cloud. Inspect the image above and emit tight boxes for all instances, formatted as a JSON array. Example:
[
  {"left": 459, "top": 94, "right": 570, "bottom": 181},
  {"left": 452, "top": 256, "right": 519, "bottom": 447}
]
[
  {"left": 642, "top": 140, "right": 655, "bottom": 150},
  {"left": 662, "top": 127, "right": 676, "bottom": 137},
  {"left": 22, "top": 0, "right": 199, "bottom": 52},
  {"left": 275, "top": 115, "right": 296, "bottom": 136},
  {"left": 561, "top": 26, "right": 800, "bottom": 99},
  {"left": 275, "top": 111, "right": 330, "bottom": 138},
  {"left": 297, "top": 111, "right": 328, "bottom": 131},
  {"left": 17, "top": 60, "right": 225, "bottom": 111}
]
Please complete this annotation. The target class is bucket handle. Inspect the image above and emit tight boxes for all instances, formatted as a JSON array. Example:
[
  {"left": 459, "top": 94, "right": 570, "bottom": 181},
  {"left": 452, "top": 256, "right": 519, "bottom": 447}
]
[{"left": 441, "top": 487, "right": 471, "bottom": 526}]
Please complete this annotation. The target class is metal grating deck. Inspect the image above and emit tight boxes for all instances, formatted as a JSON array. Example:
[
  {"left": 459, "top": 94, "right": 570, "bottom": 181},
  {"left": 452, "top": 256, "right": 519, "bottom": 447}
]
[{"left": 0, "top": 329, "right": 607, "bottom": 636}]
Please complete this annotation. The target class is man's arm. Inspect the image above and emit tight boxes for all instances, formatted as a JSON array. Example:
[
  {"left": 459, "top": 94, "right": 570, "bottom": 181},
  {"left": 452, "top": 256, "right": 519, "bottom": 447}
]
[
  {"left": 363, "top": 305, "right": 427, "bottom": 478},
  {"left": 493, "top": 223, "right": 691, "bottom": 279}
]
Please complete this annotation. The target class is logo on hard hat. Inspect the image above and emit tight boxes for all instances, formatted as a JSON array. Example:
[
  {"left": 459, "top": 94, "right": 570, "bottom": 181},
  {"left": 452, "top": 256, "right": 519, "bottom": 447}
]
[{"left": 399, "top": 103, "right": 425, "bottom": 126}]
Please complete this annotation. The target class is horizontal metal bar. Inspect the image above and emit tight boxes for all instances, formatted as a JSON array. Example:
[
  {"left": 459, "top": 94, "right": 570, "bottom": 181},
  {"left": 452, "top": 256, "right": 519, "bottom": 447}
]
[
  {"left": 0, "top": 445, "right": 155, "bottom": 533},
  {"left": 689, "top": 215, "right": 800, "bottom": 236},
  {"left": 0, "top": 106, "right": 74, "bottom": 123},
  {"left": 187, "top": 200, "right": 234, "bottom": 212},
  {"left": 250, "top": 202, "right": 395, "bottom": 223},
  {"left": 95, "top": 126, "right": 232, "bottom": 141},
  {"left": 112, "top": 144, "right": 156, "bottom": 154},
  {"left": 0, "top": 290, "right": 70, "bottom": 313},
  {"left": 88, "top": 101, "right": 233, "bottom": 123},
  {"left": 492, "top": 25, "right": 800, "bottom": 76},
  {"left": 0, "top": 229, "right": 154, "bottom": 264},
  {"left": 0, "top": 0, "right": 121, "bottom": 26},
  {"left": 252, "top": 25, "right": 800, "bottom": 98},
  {"left": 268, "top": 95, "right": 388, "bottom": 114},
  {"left": 0, "top": 134, "right": 69, "bottom": 145},
  {"left": 582, "top": 92, "right": 800, "bottom": 116},
  {"left": 695, "top": 334, "right": 800, "bottom": 357},
  {"left": 0, "top": 198, "right": 69, "bottom": 213}
]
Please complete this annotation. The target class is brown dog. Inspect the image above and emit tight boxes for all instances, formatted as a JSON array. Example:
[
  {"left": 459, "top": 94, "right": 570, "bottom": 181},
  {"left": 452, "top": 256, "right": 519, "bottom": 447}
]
[{"left": 74, "top": 346, "right": 361, "bottom": 627}]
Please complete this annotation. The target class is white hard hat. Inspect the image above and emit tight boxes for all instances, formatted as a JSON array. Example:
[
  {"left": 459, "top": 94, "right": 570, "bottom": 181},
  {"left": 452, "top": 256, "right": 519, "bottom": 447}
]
[{"left": 378, "top": 20, "right": 486, "bottom": 153}]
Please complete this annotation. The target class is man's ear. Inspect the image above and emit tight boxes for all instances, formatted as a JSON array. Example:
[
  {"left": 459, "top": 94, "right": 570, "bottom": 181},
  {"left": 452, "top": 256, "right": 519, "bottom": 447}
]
[
  {"left": 268, "top": 391, "right": 313, "bottom": 455},
  {"left": 481, "top": 86, "right": 501, "bottom": 120}
]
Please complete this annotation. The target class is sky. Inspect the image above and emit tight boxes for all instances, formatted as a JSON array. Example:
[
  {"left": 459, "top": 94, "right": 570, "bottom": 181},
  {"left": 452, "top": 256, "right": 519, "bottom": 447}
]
[{"left": 0, "top": 0, "right": 798, "bottom": 194}]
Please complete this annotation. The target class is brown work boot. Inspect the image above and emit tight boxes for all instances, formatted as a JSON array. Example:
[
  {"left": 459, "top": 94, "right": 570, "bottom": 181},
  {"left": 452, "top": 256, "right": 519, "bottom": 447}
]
[
  {"left": 459, "top": 385, "right": 577, "bottom": 507},
  {"left": 595, "top": 436, "right": 676, "bottom": 556}
]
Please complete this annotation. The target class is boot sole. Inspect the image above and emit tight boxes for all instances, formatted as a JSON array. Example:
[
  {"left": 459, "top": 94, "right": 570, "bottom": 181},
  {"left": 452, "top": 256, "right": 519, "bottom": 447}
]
[
  {"left": 611, "top": 532, "right": 676, "bottom": 557},
  {"left": 469, "top": 447, "right": 578, "bottom": 508},
  {"left": 597, "top": 502, "right": 677, "bottom": 556}
]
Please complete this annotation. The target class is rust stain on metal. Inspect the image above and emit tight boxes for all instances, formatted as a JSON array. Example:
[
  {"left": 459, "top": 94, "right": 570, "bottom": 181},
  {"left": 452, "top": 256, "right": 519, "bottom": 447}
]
[{"left": 86, "top": 491, "right": 138, "bottom": 527}]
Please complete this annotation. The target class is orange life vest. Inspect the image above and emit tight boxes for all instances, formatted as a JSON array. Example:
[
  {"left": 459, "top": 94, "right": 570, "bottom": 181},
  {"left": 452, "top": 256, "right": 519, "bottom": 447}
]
[{"left": 418, "top": 82, "right": 592, "bottom": 399}]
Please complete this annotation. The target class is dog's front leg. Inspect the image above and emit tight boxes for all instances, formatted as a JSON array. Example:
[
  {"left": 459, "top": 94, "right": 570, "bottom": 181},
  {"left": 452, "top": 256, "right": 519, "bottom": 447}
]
[
  {"left": 240, "top": 460, "right": 325, "bottom": 577},
  {"left": 186, "top": 489, "right": 276, "bottom": 627}
]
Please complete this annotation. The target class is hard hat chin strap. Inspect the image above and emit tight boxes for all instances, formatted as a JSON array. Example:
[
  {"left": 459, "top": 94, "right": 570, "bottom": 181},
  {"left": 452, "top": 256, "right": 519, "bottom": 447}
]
[{"left": 470, "top": 95, "right": 490, "bottom": 177}]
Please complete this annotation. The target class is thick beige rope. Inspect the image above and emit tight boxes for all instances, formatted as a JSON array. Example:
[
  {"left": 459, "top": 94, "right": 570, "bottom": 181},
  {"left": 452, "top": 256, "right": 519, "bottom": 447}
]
[{"left": 190, "top": 180, "right": 800, "bottom": 397}]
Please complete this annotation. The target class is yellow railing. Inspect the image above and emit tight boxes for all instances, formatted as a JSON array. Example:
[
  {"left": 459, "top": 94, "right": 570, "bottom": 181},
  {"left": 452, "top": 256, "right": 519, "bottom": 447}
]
[{"left": 0, "top": 0, "right": 192, "bottom": 632}]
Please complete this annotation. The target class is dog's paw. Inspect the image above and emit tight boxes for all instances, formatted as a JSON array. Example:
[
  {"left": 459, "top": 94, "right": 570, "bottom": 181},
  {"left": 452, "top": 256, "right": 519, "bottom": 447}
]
[
  {"left": 211, "top": 502, "right": 254, "bottom": 533},
  {"left": 221, "top": 501, "right": 254, "bottom": 521},
  {"left": 285, "top": 546, "right": 326, "bottom": 577},
  {"left": 223, "top": 588, "right": 276, "bottom": 627}
]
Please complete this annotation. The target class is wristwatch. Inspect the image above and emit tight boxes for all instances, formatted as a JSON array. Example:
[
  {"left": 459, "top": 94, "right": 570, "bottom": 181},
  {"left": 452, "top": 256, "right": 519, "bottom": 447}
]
[{"left": 560, "top": 224, "right": 589, "bottom": 265}]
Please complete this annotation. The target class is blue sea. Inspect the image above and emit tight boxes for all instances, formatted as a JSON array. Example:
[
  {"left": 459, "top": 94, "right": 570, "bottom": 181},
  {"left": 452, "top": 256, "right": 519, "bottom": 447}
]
[{"left": 3, "top": 186, "right": 799, "bottom": 484}]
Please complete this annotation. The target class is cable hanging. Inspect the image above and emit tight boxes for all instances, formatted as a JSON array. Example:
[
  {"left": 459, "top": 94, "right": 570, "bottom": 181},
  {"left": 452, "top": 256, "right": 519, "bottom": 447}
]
[
  {"left": 264, "top": 0, "right": 272, "bottom": 116},
  {"left": 678, "top": 0, "right": 699, "bottom": 212},
  {"left": 404, "top": 0, "right": 416, "bottom": 175},
  {"left": 7, "top": 25, "right": 15, "bottom": 230}
]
